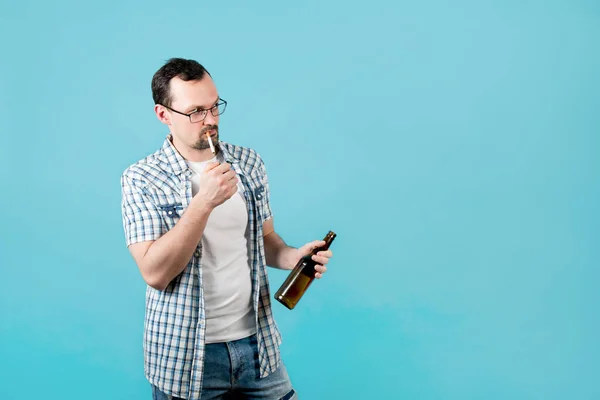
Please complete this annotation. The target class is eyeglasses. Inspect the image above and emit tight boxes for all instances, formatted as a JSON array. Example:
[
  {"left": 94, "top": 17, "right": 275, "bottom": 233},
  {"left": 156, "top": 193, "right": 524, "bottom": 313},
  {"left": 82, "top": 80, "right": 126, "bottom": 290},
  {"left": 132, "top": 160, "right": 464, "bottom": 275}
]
[{"left": 162, "top": 99, "right": 227, "bottom": 123}]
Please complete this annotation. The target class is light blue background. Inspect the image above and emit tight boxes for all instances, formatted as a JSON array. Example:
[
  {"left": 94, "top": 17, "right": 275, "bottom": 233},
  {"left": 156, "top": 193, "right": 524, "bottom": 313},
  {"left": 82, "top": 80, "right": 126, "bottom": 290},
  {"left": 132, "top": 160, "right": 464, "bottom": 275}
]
[{"left": 1, "top": 1, "right": 598, "bottom": 399}]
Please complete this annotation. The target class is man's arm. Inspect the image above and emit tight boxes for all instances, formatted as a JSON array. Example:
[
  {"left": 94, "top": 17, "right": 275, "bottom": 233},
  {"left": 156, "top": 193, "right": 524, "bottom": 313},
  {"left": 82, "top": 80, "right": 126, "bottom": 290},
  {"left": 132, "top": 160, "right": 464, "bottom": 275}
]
[
  {"left": 263, "top": 218, "right": 331, "bottom": 278},
  {"left": 128, "top": 200, "right": 212, "bottom": 290},
  {"left": 123, "top": 162, "right": 238, "bottom": 291},
  {"left": 257, "top": 156, "right": 331, "bottom": 277},
  {"left": 263, "top": 218, "right": 297, "bottom": 270}
]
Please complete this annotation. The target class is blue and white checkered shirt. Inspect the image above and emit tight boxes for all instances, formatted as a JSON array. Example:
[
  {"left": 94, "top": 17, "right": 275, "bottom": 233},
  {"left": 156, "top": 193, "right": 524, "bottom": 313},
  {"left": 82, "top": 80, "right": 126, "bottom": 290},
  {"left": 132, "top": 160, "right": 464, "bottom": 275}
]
[{"left": 120, "top": 135, "right": 282, "bottom": 399}]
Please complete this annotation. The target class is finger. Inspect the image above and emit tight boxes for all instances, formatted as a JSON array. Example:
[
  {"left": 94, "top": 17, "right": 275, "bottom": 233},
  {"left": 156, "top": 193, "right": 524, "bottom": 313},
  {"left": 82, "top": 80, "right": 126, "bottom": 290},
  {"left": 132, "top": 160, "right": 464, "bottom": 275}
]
[
  {"left": 223, "top": 170, "right": 237, "bottom": 182},
  {"left": 216, "top": 173, "right": 236, "bottom": 189},
  {"left": 316, "top": 250, "right": 332, "bottom": 258},
  {"left": 218, "top": 163, "right": 232, "bottom": 174},
  {"left": 312, "top": 255, "right": 329, "bottom": 265},
  {"left": 227, "top": 175, "right": 239, "bottom": 189},
  {"left": 224, "top": 180, "right": 238, "bottom": 194},
  {"left": 211, "top": 162, "right": 231, "bottom": 174},
  {"left": 203, "top": 161, "right": 221, "bottom": 172},
  {"left": 300, "top": 240, "right": 325, "bottom": 253},
  {"left": 314, "top": 265, "right": 327, "bottom": 274},
  {"left": 315, "top": 272, "right": 323, "bottom": 279},
  {"left": 228, "top": 184, "right": 238, "bottom": 197}
]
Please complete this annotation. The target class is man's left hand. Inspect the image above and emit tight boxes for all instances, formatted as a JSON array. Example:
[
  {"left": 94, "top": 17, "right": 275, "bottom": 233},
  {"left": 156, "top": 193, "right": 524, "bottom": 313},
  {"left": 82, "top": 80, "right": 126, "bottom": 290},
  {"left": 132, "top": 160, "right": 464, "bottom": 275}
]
[{"left": 288, "top": 240, "right": 333, "bottom": 279}]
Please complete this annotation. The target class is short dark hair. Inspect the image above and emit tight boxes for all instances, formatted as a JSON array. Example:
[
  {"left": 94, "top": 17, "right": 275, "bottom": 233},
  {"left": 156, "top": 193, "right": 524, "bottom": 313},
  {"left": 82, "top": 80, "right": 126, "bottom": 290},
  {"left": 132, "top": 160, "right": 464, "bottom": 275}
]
[{"left": 151, "top": 58, "right": 211, "bottom": 107}]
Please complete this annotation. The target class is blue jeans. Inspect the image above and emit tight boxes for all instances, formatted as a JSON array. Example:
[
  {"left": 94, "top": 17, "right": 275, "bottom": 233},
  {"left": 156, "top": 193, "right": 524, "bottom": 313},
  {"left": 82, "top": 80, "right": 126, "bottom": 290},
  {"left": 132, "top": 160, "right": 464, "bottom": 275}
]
[{"left": 151, "top": 334, "right": 297, "bottom": 400}]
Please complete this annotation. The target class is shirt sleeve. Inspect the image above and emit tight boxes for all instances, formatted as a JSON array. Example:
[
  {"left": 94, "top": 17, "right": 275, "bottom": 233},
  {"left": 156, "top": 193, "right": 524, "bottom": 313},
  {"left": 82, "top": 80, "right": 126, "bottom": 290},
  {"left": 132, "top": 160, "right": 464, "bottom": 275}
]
[
  {"left": 258, "top": 157, "right": 273, "bottom": 222},
  {"left": 121, "top": 172, "right": 164, "bottom": 247}
]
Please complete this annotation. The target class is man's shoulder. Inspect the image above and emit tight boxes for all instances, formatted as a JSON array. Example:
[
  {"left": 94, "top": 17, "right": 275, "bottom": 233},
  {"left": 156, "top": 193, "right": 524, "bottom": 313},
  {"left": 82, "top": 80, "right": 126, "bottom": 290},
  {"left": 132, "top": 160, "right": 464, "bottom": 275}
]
[
  {"left": 121, "top": 146, "right": 169, "bottom": 187},
  {"left": 220, "top": 141, "right": 266, "bottom": 171}
]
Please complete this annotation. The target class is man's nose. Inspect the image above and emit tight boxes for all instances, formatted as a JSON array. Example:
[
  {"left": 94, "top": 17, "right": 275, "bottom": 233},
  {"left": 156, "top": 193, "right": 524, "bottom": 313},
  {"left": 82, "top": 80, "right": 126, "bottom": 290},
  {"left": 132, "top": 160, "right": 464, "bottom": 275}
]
[{"left": 204, "top": 111, "right": 217, "bottom": 125}]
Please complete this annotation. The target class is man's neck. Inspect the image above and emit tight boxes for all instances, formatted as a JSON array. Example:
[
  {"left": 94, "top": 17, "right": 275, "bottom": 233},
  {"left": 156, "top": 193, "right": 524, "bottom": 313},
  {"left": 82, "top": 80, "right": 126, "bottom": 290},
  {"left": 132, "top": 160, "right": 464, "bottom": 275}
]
[{"left": 184, "top": 148, "right": 218, "bottom": 162}]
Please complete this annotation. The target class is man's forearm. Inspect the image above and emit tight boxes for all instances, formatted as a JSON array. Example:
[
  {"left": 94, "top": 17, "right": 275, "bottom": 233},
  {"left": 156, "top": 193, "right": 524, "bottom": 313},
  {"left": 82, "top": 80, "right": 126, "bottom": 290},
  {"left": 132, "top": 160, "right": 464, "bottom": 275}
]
[
  {"left": 140, "top": 199, "right": 212, "bottom": 290},
  {"left": 263, "top": 230, "right": 296, "bottom": 270}
]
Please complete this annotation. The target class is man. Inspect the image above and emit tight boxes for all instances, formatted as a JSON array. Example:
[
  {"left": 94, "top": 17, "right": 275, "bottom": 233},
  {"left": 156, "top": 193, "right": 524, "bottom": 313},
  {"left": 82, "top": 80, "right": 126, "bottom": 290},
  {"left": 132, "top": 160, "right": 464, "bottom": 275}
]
[{"left": 120, "top": 58, "right": 333, "bottom": 400}]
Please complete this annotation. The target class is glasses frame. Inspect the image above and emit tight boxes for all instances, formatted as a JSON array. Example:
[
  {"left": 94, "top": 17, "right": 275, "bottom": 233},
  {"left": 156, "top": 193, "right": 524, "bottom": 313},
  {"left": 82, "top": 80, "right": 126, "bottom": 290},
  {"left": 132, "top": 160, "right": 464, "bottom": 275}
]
[{"left": 161, "top": 98, "right": 227, "bottom": 123}]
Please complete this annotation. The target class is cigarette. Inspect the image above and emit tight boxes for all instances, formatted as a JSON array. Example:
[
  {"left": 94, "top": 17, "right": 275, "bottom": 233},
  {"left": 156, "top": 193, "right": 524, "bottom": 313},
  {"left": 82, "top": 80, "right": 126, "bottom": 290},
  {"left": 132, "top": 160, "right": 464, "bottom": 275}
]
[{"left": 206, "top": 131, "right": 216, "bottom": 155}]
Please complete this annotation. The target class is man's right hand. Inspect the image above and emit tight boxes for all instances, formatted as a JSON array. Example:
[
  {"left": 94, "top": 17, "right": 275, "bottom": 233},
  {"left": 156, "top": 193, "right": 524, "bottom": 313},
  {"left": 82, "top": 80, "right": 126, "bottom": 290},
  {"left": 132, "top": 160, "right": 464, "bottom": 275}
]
[{"left": 194, "top": 162, "right": 238, "bottom": 210}]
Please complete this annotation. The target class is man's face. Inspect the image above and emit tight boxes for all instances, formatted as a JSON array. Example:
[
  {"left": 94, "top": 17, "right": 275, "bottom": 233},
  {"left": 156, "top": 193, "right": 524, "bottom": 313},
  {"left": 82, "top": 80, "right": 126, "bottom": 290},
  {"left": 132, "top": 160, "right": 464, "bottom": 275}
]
[{"left": 161, "top": 75, "right": 221, "bottom": 151}]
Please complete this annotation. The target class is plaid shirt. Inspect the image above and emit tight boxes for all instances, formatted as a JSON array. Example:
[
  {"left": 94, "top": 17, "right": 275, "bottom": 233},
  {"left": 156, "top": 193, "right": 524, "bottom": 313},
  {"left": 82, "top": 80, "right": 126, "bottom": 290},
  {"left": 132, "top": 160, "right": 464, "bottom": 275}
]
[{"left": 120, "top": 135, "right": 282, "bottom": 399}]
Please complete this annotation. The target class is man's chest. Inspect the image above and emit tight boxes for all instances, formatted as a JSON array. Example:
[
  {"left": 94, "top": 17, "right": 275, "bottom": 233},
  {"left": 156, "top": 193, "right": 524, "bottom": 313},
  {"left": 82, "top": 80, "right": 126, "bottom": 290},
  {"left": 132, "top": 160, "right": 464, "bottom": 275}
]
[{"left": 143, "top": 168, "right": 267, "bottom": 239}]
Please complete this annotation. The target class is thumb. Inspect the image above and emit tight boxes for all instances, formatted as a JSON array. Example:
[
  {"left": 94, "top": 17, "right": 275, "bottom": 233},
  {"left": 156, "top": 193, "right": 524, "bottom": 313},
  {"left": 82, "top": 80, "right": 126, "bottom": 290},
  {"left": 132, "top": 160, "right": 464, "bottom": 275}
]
[{"left": 299, "top": 240, "right": 326, "bottom": 255}]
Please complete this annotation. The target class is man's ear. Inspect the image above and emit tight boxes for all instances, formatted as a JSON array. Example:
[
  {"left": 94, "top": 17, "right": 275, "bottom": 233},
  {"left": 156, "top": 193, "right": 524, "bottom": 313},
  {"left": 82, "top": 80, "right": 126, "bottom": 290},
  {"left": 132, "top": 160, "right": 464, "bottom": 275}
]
[{"left": 154, "top": 104, "right": 170, "bottom": 125}]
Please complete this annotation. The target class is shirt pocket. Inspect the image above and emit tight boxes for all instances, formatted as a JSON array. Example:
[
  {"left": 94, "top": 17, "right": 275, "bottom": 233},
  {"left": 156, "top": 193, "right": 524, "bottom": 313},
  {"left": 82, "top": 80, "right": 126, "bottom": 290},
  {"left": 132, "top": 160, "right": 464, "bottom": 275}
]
[
  {"left": 157, "top": 202, "right": 183, "bottom": 218},
  {"left": 149, "top": 189, "right": 185, "bottom": 229}
]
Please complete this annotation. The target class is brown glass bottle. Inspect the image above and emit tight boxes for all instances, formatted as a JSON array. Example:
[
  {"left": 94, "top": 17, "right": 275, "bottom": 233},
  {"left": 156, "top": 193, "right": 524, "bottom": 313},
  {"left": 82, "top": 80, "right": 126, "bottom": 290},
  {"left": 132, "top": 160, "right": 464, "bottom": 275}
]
[{"left": 275, "top": 231, "right": 337, "bottom": 310}]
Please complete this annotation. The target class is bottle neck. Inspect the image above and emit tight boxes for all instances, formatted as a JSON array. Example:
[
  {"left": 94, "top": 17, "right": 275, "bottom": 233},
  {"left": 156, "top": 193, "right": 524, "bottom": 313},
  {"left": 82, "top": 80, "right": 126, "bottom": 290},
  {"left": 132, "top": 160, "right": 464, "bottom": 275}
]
[{"left": 312, "top": 231, "right": 336, "bottom": 254}]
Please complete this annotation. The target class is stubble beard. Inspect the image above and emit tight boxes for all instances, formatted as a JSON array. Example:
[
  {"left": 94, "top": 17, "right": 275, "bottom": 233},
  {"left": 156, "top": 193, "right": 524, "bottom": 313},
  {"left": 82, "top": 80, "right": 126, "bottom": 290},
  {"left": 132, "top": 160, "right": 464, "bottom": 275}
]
[{"left": 192, "top": 125, "right": 219, "bottom": 151}]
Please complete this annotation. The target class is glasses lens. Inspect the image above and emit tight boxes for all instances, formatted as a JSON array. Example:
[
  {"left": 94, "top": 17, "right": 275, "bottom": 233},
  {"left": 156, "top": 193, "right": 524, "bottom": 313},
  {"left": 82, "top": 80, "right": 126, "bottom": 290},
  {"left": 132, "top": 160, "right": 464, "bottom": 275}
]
[
  {"left": 190, "top": 110, "right": 207, "bottom": 123},
  {"left": 213, "top": 101, "right": 227, "bottom": 116}
]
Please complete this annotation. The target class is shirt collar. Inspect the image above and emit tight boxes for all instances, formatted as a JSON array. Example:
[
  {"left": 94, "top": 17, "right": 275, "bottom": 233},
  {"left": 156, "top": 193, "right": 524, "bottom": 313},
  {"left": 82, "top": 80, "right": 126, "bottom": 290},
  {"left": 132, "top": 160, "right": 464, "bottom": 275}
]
[
  {"left": 160, "top": 134, "right": 190, "bottom": 176},
  {"left": 160, "top": 134, "right": 241, "bottom": 177}
]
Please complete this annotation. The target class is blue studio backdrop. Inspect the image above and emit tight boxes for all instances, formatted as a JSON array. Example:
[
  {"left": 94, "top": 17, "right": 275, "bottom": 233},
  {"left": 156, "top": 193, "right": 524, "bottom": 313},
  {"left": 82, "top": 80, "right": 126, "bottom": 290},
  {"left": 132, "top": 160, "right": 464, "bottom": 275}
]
[{"left": 1, "top": 1, "right": 599, "bottom": 399}]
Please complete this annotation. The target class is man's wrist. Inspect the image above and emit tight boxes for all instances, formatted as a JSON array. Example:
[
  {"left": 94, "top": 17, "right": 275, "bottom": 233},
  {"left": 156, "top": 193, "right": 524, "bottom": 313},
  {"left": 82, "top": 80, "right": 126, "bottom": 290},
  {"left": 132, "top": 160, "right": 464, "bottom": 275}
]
[
  {"left": 190, "top": 194, "right": 214, "bottom": 214},
  {"left": 280, "top": 246, "right": 298, "bottom": 270}
]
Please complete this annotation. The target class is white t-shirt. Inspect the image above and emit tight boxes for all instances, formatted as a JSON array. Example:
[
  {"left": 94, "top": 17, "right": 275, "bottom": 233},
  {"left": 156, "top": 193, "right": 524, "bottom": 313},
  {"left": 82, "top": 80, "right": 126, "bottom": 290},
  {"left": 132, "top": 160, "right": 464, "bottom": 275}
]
[{"left": 187, "top": 153, "right": 256, "bottom": 343}]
